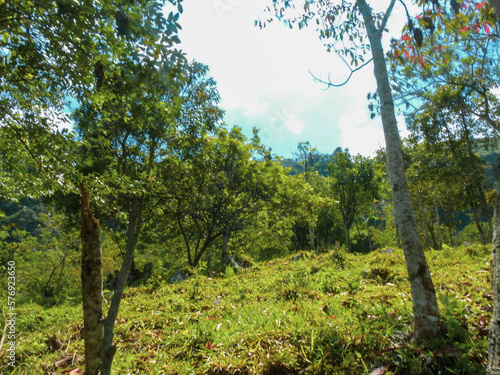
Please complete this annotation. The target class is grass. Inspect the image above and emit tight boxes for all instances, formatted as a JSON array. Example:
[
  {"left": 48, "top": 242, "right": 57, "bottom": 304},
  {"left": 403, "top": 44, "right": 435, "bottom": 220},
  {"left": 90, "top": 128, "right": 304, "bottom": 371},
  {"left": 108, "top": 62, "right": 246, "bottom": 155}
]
[{"left": 2, "top": 244, "right": 493, "bottom": 374}]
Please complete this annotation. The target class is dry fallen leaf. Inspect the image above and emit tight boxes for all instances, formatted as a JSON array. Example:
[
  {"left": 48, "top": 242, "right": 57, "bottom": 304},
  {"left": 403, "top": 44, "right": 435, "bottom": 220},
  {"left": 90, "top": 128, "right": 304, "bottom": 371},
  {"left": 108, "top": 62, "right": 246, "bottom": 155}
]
[{"left": 370, "top": 366, "right": 386, "bottom": 375}]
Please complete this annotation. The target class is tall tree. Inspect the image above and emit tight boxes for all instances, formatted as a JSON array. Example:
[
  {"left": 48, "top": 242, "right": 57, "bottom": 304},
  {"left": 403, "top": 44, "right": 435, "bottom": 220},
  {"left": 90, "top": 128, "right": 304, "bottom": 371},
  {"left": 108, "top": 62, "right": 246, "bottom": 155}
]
[
  {"left": 78, "top": 5, "right": 190, "bottom": 373},
  {"left": 493, "top": 145, "right": 500, "bottom": 375},
  {"left": 406, "top": 102, "right": 493, "bottom": 245},
  {"left": 1, "top": 1, "right": 188, "bottom": 373},
  {"left": 388, "top": 1, "right": 500, "bottom": 370},
  {"left": 260, "top": 0, "right": 440, "bottom": 340},
  {"left": 75, "top": 57, "right": 222, "bottom": 374},
  {"left": 294, "top": 141, "right": 320, "bottom": 251},
  {"left": 327, "top": 149, "right": 378, "bottom": 251}
]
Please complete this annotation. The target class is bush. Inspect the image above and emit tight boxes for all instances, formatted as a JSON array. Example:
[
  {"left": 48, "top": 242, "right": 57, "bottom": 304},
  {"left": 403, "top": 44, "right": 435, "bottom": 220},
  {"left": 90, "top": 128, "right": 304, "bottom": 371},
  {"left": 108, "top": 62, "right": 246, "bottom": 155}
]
[
  {"left": 2, "top": 215, "right": 83, "bottom": 306},
  {"left": 224, "top": 266, "right": 235, "bottom": 278},
  {"left": 350, "top": 231, "right": 372, "bottom": 253},
  {"left": 458, "top": 221, "right": 491, "bottom": 245}
]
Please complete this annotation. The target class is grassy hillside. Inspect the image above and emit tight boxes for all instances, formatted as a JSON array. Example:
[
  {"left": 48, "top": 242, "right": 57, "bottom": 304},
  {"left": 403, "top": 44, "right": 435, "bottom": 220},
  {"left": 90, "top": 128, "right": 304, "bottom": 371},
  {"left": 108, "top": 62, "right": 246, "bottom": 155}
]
[{"left": 6, "top": 244, "right": 493, "bottom": 374}]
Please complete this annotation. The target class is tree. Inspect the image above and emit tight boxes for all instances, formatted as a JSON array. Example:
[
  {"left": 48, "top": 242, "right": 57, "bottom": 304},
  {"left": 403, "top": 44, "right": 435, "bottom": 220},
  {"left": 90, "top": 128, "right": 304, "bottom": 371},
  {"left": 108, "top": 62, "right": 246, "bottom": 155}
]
[
  {"left": 0, "top": 0, "right": 102, "bottom": 199},
  {"left": 75, "top": 55, "right": 222, "bottom": 373},
  {"left": 77, "top": 7, "right": 192, "bottom": 374},
  {"left": 2, "top": 1, "right": 189, "bottom": 373},
  {"left": 231, "top": 159, "right": 324, "bottom": 260},
  {"left": 293, "top": 141, "right": 321, "bottom": 251},
  {"left": 493, "top": 143, "right": 500, "bottom": 375},
  {"left": 0, "top": 207, "right": 82, "bottom": 306},
  {"left": 160, "top": 127, "right": 292, "bottom": 267},
  {"left": 327, "top": 149, "right": 378, "bottom": 251},
  {"left": 403, "top": 138, "right": 492, "bottom": 249},
  {"left": 387, "top": 1, "right": 500, "bottom": 370},
  {"left": 260, "top": 0, "right": 440, "bottom": 340}
]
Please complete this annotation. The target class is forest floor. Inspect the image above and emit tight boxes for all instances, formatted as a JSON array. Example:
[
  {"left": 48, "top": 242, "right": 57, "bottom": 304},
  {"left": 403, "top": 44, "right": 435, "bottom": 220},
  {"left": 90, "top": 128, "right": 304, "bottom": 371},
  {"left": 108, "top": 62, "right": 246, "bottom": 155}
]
[{"left": 5, "top": 244, "right": 493, "bottom": 374}]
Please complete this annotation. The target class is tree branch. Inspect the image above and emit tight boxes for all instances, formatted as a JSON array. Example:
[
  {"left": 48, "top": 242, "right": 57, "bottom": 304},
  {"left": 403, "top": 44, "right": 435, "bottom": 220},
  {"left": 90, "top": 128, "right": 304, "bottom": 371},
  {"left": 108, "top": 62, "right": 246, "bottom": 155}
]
[
  {"left": 310, "top": 57, "right": 373, "bottom": 88},
  {"left": 398, "top": 0, "right": 412, "bottom": 27},
  {"left": 378, "top": 0, "right": 397, "bottom": 36}
]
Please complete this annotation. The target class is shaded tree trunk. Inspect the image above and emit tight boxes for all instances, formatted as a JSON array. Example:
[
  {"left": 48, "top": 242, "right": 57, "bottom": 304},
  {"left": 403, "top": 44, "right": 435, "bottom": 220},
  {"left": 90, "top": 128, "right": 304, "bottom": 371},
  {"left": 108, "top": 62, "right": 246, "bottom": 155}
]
[
  {"left": 427, "top": 221, "right": 438, "bottom": 250},
  {"left": 357, "top": 0, "right": 440, "bottom": 340},
  {"left": 435, "top": 188, "right": 443, "bottom": 250},
  {"left": 489, "top": 217, "right": 495, "bottom": 243},
  {"left": 367, "top": 218, "right": 373, "bottom": 252},
  {"left": 448, "top": 224, "right": 454, "bottom": 247},
  {"left": 81, "top": 184, "right": 103, "bottom": 375},
  {"left": 488, "top": 153, "right": 500, "bottom": 374},
  {"left": 344, "top": 224, "right": 351, "bottom": 252},
  {"left": 484, "top": 4, "right": 500, "bottom": 372},
  {"left": 193, "top": 234, "right": 220, "bottom": 267},
  {"left": 474, "top": 213, "right": 488, "bottom": 245},
  {"left": 222, "top": 230, "right": 231, "bottom": 260},
  {"left": 309, "top": 223, "right": 316, "bottom": 253}
]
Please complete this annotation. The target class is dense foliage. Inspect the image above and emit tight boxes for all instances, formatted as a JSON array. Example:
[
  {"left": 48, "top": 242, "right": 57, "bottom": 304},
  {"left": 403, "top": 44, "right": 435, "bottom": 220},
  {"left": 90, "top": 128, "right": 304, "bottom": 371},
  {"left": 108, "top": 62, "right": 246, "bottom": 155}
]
[{"left": 1, "top": 0, "right": 499, "bottom": 373}]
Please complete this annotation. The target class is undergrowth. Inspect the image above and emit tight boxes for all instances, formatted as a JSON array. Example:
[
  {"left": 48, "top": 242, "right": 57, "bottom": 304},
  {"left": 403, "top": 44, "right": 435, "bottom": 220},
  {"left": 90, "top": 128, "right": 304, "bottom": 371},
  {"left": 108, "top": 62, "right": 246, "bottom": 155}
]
[{"left": 2, "top": 243, "right": 492, "bottom": 374}]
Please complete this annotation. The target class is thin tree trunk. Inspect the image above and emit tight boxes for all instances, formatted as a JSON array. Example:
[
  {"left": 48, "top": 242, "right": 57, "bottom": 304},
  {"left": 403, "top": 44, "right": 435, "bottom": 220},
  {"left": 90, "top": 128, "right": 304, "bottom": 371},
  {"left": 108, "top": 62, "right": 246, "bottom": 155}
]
[
  {"left": 357, "top": 0, "right": 440, "bottom": 341},
  {"left": 474, "top": 214, "right": 488, "bottom": 245},
  {"left": 367, "top": 218, "right": 373, "bottom": 253},
  {"left": 307, "top": 221, "right": 316, "bottom": 250},
  {"left": 488, "top": 153, "right": 500, "bottom": 374},
  {"left": 484, "top": 4, "right": 500, "bottom": 372},
  {"left": 101, "top": 197, "right": 144, "bottom": 375},
  {"left": 435, "top": 187, "right": 443, "bottom": 250},
  {"left": 466, "top": 185, "right": 488, "bottom": 245},
  {"left": 355, "top": 219, "right": 369, "bottom": 253},
  {"left": 448, "top": 225, "right": 454, "bottom": 247},
  {"left": 176, "top": 213, "right": 194, "bottom": 266},
  {"left": 222, "top": 230, "right": 231, "bottom": 260},
  {"left": 193, "top": 234, "right": 218, "bottom": 267},
  {"left": 427, "top": 221, "right": 438, "bottom": 250},
  {"left": 344, "top": 224, "right": 351, "bottom": 252},
  {"left": 489, "top": 217, "right": 494, "bottom": 243},
  {"left": 81, "top": 184, "right": 103, "bottom": 375}
]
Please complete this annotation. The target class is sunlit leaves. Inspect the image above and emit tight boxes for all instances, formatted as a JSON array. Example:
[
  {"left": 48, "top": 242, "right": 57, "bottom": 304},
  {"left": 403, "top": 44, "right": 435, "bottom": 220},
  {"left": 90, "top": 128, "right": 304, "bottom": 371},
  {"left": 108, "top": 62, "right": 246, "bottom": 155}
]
[
  {"left": 390, "top": 0, "right": 496, "bottom": 73},
  {"left": 387, "top": 0, "right": 500, "bottom": 131},
  {"left": 327, "top": 149, "right": 379, "bottom": 251},
  {"left": 0, "top": 0, "right": 186, "bottom": 200},
  {"left": 159, "top": 127, "right": 285, "bottom": 266}
]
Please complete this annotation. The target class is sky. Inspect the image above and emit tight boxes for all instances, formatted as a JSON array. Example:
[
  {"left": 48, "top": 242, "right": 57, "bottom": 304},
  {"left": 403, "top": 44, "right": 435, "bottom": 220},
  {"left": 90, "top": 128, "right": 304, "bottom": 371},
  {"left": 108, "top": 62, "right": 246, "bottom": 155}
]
[{"left": 176, "top": 0, "right": 411, "bottom": 159}]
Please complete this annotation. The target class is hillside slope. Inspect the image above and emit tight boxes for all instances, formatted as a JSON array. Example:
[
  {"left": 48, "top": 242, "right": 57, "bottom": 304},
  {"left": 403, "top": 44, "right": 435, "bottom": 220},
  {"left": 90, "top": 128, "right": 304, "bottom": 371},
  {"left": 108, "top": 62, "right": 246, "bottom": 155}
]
[{"left": 9, "top": 245, "right": 492, "bottom": 374}]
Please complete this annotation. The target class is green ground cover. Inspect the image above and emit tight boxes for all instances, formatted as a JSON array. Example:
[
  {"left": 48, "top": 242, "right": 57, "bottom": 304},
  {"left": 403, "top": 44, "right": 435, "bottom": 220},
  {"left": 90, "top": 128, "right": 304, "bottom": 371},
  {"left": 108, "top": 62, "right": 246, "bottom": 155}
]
[{"left": 4, "top": 244, "right": 492, "bottom": 374}]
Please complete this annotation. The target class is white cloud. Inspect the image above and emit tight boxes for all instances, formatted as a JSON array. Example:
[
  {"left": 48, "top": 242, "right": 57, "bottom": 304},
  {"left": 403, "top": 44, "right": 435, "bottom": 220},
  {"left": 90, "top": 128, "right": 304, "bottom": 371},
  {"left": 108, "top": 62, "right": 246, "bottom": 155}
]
[
  {"left": 275, "top": 107, "right": 306, "bottom": 135},
  {"left": 177, "top": 0, "right": 411, "bottom": 158},
  {"left": 338, "top": 102, "right": 385, "bottom": 157}
]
